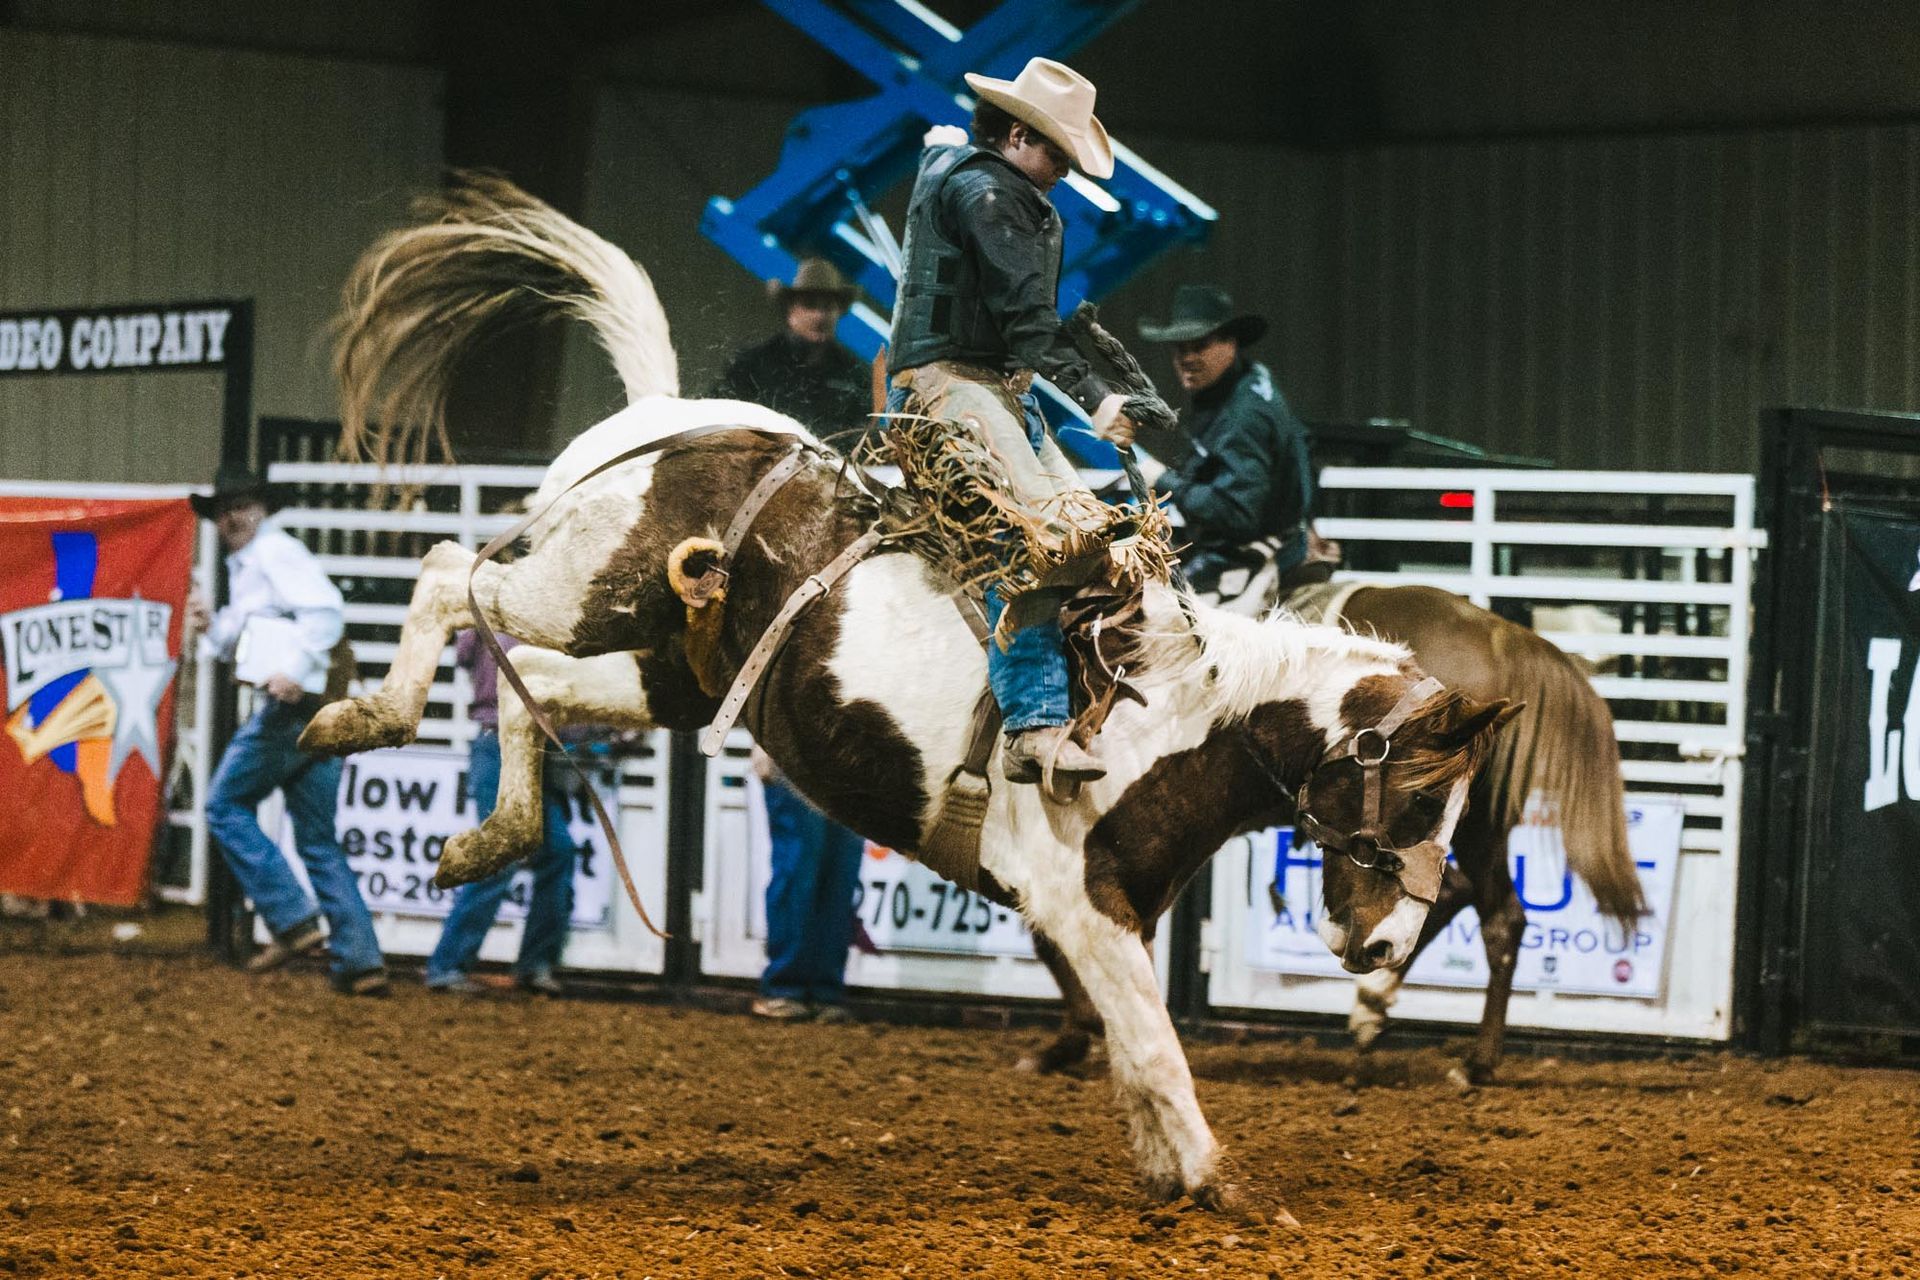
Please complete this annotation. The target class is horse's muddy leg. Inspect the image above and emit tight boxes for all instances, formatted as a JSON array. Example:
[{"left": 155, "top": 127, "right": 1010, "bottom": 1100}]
[
  {"left": 302, "top": 541, "right": 486, "bottom": 756},
  {"left": 1018, "top": 930, "right": 1106, "bottom": 1075},
  {"left": 1460, "top": 809, "right": 1523, "bottom": 1086},
  {"left": 1006, "top": 885, "right": 1287, "bottom": 1222},
  {"left": 437, "top": 648, "right": 655, "bottom": 886}
]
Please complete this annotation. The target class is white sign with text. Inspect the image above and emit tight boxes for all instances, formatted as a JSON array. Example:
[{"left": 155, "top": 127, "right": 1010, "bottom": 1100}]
[
  {"left": 275, "top": 746, "right": 615, "bottom": 929},
  {"left": 742, "top": 775, "right": 1033, "bottom": 958},
  {"left": 1243, "top": 795, "right": 1686, "bottom": 998}
]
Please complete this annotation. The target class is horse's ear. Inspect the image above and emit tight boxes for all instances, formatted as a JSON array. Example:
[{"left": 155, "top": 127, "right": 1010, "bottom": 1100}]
[{"left": 1444, "top": 696, "right": 1522, "bottom": 746}]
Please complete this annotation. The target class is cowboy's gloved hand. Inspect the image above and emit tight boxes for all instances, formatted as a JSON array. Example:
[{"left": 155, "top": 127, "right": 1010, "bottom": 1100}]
[
  {"left": 1091, "top": 394, "right": 1137, "bottom": 447},
  {"left": 1121, "top": 393, "right": 1179, "bottom": 436},
  {"left": 923, "top": 124, "right": 968, "bottom": 148}
]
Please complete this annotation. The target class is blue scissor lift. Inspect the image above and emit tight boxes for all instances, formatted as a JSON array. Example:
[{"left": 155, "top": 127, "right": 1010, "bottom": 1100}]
[{"left": 700, "top": 0, "right": 1216, "bottom": 465}]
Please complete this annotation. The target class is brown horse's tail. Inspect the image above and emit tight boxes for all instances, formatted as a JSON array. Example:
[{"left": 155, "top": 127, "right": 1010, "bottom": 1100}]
[
  {"left": 332, "top": 170, "right": 679, "bottom": 467},
  {"left": 1485, "top": 633, "right": 1648, "bottom": 929}
]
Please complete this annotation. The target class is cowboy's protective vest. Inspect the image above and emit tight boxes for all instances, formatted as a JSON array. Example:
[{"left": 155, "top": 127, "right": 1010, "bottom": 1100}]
[{"left": 888, "top": 144, "right": 1064, "bottom": 375}]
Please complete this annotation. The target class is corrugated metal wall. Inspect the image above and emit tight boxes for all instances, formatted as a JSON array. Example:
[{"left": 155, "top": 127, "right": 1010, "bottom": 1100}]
[
  {"left": 1317, "top": 124, "right": 1920, "bottom": 471},
  {"left": 571, "top": 102, "right": 1920, "bottom": 474},
  {"left": 8, "top": 33, "right": 1918, "bottom": 480},
  {"left": 0, "top": 32, "right": 441, "bottom": 484}
]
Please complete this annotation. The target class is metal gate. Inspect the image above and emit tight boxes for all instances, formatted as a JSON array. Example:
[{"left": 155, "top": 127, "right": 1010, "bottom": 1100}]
[
  {"left": 1204, "top": 467, "right": 1760, "bottom": 1043},
  {"left": 1745, "top": 408, "right": 1920, "bottom": 1052}
]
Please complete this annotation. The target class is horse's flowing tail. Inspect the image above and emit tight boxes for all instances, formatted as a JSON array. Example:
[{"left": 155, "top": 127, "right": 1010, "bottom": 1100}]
[
  {"left": 1486, "top": 634, "right": 1648, "bottom": 929},
  {"left": 333, "top": 170, "right": 678, "bottom": 466}
]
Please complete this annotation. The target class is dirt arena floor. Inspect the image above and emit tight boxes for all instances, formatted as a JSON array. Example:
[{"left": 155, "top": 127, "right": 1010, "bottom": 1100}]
[{"left": 2, "top": 917, "right": 1917, "bottom": 1278}]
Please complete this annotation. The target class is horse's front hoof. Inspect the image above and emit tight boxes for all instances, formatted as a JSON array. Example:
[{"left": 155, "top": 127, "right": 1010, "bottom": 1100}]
[
  {"left": 1350, "top": 1016, "right": 1387, "bottom": 1053},
  {"left": 435, "top": 825, "right": 532, "bottom": 887},
  {"left": 1188, "top": 1180, "right": 1297, "bottom": 1229},
  {"left": 299, "top": 698, "right": 412, "bottom": 756}
]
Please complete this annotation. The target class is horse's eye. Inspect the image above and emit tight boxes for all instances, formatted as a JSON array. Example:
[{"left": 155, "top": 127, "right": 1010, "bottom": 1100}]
[{"left": 1396, "top": 790, "right": 1446, "bottom": 835}]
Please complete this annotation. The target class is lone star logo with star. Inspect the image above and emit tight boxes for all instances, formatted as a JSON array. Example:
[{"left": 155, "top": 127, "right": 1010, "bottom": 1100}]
[{"left": 1, "top": 530, "right": 178, "bottom": 827}]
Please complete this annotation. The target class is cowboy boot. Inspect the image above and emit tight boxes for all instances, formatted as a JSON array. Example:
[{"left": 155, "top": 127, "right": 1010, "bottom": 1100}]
[{"left": 1003, "top": 725, "right": 1106, "bottom": 786}]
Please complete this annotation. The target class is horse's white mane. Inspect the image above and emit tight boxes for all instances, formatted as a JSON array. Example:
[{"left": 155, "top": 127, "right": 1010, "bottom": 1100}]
[{"left": 1130, "top": 582, "right": 1410, "bottom": 723}]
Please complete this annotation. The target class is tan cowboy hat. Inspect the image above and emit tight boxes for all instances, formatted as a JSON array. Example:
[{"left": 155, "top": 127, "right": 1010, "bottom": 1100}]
[
  {"left": 766, "top": 257, "right": 857, "bottom": 312},
  {"left": 963, "top": 57, "right": 1114, "bottom": 181}
]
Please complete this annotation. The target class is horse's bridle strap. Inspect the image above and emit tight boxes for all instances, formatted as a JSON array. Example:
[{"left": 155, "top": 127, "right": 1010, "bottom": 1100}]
[{"left": 698, "top": 527, "right": 887, "bottom": 757}]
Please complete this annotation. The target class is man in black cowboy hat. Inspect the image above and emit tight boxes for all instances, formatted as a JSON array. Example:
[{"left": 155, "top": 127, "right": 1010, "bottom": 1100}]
[
  {"left": 1136, "top": 284, "right": 1320, "bottom": 596},
  {"left": 712, "top": 257, "right": 875, "bottom": 450},
  {"left": 187, "top": 465, "right": 388, "bottom": 996}
]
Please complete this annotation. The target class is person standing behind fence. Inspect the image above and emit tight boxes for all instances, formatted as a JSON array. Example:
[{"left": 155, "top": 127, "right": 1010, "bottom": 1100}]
[
  {"left": 710, "top": 256, "right": 875, "bottom": 451},
  {"left": 750, "top": 746, "right": 864, "bottom": 1022},
  {"left": 187, "top": 465, "right": 388, "bottom": 996},
  {"left": 425, "top": 630, "right": 578, "bottom": 997},
  {"left": 1134, "top": 284, "right": 1331, "bottom": 596}
]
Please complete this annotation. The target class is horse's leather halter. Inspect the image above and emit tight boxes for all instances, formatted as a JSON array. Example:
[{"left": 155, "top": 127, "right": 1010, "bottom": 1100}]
[{"left": 1240, "top": 675, "right": 1448, "bottom": 905}]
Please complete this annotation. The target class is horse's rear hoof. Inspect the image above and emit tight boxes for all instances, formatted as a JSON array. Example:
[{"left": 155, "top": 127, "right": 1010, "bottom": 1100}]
[
  {"left": 299, "top": 698, "right": 412, "bottom": 756},
  {"left": 435, "top": 826, "right": 531, "bottom": 888}
]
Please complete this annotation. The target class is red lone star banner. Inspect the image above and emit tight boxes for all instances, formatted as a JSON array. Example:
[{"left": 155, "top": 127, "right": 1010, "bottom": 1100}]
[{"left": 0, "top": 497, "right": 194, "bottom": 905}]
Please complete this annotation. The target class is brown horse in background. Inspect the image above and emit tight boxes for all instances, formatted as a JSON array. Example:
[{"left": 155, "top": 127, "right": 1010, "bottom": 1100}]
[{"left": 1025, "top": 582, "right": 1646, "bottom": 1086}]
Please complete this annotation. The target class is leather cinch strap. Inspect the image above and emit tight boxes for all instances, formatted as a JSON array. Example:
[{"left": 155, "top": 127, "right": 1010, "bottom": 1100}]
[
  {"left": 723, "top": 448, "right": 808, "bottom": 559},
  {"left": 918, "top": 591, "right": 1001, "bottom": 892},
  {"left": 697, "top": 527, "right": 887, "bottom": 757}
]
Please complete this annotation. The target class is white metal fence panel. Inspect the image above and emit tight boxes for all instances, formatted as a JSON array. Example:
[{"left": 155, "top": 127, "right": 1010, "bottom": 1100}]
[
  {"left": 0, "top": 480, "right": 220, "bottom": 906},
  {"left": 1206, "top": 468, "right": 1759, "bottom": 1042},
  {"left": 259, "top": 461, "right": 669, "bottom": 975}
]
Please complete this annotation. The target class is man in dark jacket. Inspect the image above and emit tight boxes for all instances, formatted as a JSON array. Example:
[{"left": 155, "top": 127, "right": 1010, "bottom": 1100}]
[
  {"left": 886, "top": 56, "right": 1143, "bottom": 787},
  {"left": 1137, "top": 284, "right": 1318, "bottom": 596},
  {"left": 713, "top": 257, "right": 874, "bottom": 450}
]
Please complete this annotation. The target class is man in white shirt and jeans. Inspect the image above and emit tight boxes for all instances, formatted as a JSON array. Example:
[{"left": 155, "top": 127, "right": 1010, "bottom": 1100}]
[{"left": 187, "top": 466, "right": 387, "bottom": 995}]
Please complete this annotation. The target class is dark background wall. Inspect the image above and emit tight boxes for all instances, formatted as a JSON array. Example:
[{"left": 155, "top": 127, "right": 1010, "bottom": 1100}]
[{"left": 6, "top": 0, "right": 1920, "bottom": 477}]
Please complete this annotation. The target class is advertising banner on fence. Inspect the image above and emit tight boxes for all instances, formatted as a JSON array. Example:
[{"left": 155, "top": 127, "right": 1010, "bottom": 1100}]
[
  {"left": 1243, "top": 795, "right": 1686, "bottom": 998},
  {"left": 274, "top": 746, "right": 617, "bottom": 929},
  {"left": 743, "top": 775, "right": 1035, "bottom": 959},
  {"left": 0, "top": 497, "right": 193, "bottom": 905},
  {"left": 1803, "top": 508, "right": 1920, "bottom": 1033}
]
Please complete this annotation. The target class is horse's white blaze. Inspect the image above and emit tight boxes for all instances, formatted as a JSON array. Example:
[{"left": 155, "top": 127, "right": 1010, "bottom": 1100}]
[
  {"left": 1357, "top": 775, "right": 1471, "bottom": 969},
  {"left": 1362, "top": 897, "right": 1430, "bottom": 970},
  {"left": 1317, "top": 912, "right": 1351, "bottom": 954}
]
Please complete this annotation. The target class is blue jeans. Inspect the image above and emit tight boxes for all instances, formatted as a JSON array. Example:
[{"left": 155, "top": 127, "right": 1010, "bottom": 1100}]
[
  {"left": 886, "top": 377, "right": 1072, "bottom": 732},
  {"left": 426, "top": 731, "right": 576, "bottom": 985},
  {"left": 207, "top": 699, "right": 384, "bottom": 978},
  {"left": 761, "top": 779, "right": 865, "bottom": 1005}
]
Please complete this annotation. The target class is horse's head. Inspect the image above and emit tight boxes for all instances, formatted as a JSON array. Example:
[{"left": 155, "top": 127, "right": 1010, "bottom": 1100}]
[{"left": 1302, "top": 674, "right": 1518, "bottom": 974}]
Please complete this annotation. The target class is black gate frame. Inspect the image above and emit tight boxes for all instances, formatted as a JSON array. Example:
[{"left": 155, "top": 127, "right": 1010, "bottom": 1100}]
[{"left": 1740, "top": 405, "right": 1920, "bottom": 1056}]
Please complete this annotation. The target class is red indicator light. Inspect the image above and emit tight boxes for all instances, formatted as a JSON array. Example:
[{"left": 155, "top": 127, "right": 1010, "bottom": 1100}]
[{"left": 1438, "top": 491, "right": 1474, "bottom": 510}]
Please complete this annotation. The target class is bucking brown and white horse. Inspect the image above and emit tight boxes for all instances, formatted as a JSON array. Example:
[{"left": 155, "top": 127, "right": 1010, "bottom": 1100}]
[
  {"left": 1023, "top": 580, "right": 1647, "bottom": 1086},
  {"left": 299, "top": 176, "right": 1515, "bottom": 1221}
]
